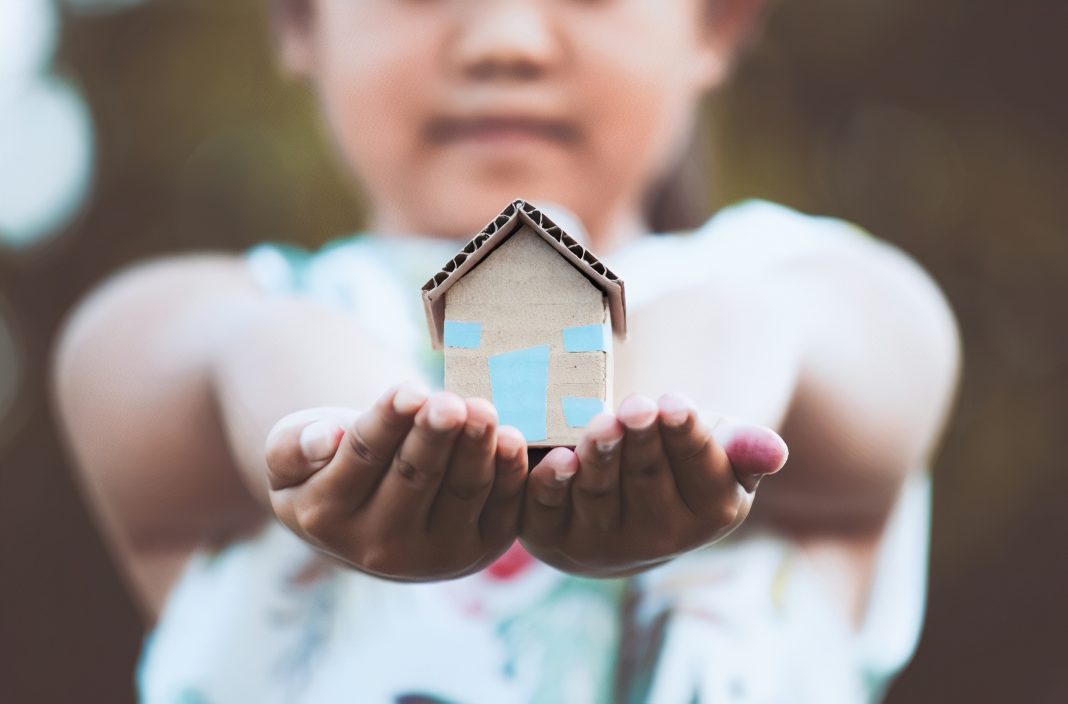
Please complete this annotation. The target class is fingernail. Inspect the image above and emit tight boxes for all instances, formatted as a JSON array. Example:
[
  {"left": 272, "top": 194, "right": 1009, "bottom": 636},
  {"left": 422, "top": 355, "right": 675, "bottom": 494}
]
[
  {"left": 620, "top": 396, "right": 659, "bottom": 430},
  {"left": 596, "top": 436, "right": 621, "bottom": 456},
  {"left": 546, "top": 449, "right": 578, "bottom": 484},
  {"left": 497, "top": 426, "right": 526, "bottom": 463},
  {"left": 300, "top": 421, "right": 341, "bottom": 462},
  {"left": 465, "top": 421, "right": 487, "bottom": 440},
  {"left": 428, "top": 399, "right": 463, "bottom": 431},
  {"left": 502, "top": 441, "right": 522, "bottom": 463},
  {"left": 658, "top": 394, "right": 693, "bottom": 428},
  {"left": 428, "top": 404, "right": 450, "bottom": 430},
  {"left": 554, "top": 464, "right": 577, "bottom": 484},
  {"left": 393, "top": 383, "right": 429, "bottom": 414}
]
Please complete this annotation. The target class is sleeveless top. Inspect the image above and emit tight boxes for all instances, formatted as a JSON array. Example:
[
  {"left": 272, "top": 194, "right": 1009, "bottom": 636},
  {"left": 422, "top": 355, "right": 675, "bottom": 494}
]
[{"left": 136, "top": 200, "right": 931, "bottom": 704}]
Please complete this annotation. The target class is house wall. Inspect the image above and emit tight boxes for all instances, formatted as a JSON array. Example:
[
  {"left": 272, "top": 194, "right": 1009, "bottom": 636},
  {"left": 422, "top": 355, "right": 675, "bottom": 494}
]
[{"left": 443, "top": 226, "right": 609, "bottom": 446}]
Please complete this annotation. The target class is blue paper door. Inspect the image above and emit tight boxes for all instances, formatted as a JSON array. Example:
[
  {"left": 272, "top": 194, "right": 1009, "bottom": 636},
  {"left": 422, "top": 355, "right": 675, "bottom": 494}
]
[{"left": 488, "top": 344, "right": 550, "bottom": 443}]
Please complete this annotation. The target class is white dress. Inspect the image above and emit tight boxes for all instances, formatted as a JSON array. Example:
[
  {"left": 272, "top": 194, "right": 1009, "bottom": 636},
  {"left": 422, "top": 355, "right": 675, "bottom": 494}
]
[{"left": 136, "top": 200, "right": 931, "bottom": 704}]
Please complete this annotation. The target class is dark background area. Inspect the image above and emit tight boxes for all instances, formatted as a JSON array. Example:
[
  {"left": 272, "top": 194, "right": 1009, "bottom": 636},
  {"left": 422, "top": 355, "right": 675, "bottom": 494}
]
[{"left": 1, "top": 0, "right": 1066, "bottom": 701}]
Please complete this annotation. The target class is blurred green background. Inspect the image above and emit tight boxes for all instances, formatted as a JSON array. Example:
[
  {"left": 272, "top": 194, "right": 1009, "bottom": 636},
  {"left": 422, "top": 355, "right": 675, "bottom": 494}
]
[{"left": 1, "top": 0, "right": 1066, "bottom": 702}]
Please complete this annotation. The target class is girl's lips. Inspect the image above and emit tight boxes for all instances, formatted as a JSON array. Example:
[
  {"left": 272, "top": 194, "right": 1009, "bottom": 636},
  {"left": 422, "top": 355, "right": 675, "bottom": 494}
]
[{"left": 426, "top": 115, "right": 582, "bottom": 145}]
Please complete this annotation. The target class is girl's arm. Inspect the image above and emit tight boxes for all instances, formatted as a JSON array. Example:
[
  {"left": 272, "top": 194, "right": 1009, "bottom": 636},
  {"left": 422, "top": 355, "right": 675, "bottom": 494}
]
[
  {"left": 518, "top": 233, "right": 960, "bottom": 624},
  {"left": 615, "top": 232, "right": 960, "bottom": 535},
  {"left": 50, "top": 253, "right": 424, "bottom": 621},
  {"left": 754, "top": 240, "right": 961, "bottom": 533}
]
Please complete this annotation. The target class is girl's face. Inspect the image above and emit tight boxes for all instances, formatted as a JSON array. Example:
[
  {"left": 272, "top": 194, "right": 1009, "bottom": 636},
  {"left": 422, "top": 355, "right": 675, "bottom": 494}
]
[{"left": 279, "top": 0, "right": 748, "bottom": 245}]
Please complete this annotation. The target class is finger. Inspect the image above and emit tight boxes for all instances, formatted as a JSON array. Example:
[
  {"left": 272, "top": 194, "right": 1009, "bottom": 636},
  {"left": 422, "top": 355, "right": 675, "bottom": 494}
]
[
  {"left": 429, "top": 398, "right": 499, "bottom": 532},
  {"left": 370, "top": 391, "right": 467, "bottom": 531},
  {"left": 617, "top": 394, "right": 677, "bottom": 521},
  {"left": 265, "top": 406, "right": 358, "bottom": 490},
  {"left": 571, "top": 413, "right": 624, "bottom": 531},
  {"left": 711, "top": 420, "right": 789, "bottom": 492},
  {"left": 479, "top": 425, "right": 528, "bottom": 545},
  {"left": 658, "top": 394, "right": 740, "bottom": 520},
  {"left": 520, "top": 447, "right": 578, "bottom": 544},
  {"left": 298, "top": 383, "right": 428, "bottom": 513}
]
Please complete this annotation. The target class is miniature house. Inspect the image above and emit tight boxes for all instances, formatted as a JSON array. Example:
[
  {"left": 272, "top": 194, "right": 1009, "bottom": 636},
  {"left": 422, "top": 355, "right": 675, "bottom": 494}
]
[{"left": 422, "top": 200, "right": 627, "bottom": 447}]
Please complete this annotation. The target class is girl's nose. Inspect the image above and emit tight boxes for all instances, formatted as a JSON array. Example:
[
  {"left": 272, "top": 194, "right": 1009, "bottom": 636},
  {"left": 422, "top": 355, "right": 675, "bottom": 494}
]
[{"left": 450, "top": 1, "right": 565, "bottom": 81}]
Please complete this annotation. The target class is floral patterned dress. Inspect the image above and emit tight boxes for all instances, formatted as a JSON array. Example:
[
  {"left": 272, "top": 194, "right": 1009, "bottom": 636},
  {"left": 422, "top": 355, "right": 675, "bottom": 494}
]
[{"left": 136, "top": 200, "right": 931, "bottom": 704}]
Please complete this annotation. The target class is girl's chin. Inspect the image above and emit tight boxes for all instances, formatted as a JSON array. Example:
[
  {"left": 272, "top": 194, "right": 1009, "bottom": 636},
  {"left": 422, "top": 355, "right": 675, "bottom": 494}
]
[{"left": 412, "top": 183, "right": 582, "bottom": 225}]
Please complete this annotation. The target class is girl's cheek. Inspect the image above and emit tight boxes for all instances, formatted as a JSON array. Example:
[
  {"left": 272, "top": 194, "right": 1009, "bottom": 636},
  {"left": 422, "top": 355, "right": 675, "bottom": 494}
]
[
  {"left": 316, "top": 48, "right": 432, "bottom": 171},
  {"left": 313, "top": 5, "right": 440, "bottom": 138},
  {"left": 582, "top": 52, "right": 695, "bottom": 193}
]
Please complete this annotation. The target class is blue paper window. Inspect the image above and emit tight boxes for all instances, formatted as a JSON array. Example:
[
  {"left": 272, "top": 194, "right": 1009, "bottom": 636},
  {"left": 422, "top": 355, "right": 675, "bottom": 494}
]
[
  {"left": 562, "top": 323, "right": 607, "bottom": 353},
  {"left": 562, "top": 396, "right": 605, "bottom": 429},
  {"left": 489, "top": 345, "right": 550, "bottom": 442},
  {"left": 444, "top": 320, "right": 482, "bottom": 349}
]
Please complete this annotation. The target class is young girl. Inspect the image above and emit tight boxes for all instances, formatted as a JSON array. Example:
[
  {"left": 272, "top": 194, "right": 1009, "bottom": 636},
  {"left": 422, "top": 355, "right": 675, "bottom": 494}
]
[{"left": 52, "top": 1, "right": 960, "bottom": 702}]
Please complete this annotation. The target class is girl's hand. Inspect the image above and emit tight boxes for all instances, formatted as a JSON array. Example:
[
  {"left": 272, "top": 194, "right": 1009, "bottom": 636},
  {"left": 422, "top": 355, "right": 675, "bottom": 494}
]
[
  {"left": 264, "top": 385, "right": 528, "bottom": 581},
  {"left": 519, "top": 394, "right": 788, "bottom": 577}
]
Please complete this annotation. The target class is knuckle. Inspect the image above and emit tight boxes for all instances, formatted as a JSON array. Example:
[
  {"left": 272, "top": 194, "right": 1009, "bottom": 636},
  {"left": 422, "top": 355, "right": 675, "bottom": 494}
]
[
  {"left": 394, "top": 454, "right": 442, "bottom": 490},
  {"left": 358, "top": 544, "right": 395, "bottom": 576},
  {"left": 345, "top": 427, "right": 391, "bottom": 467},
  {"left": 294, "top": 500, "right": 336, "bottom": 541},
  {"left": 708, "top": 498, "right": 741, "bottom": 529}
]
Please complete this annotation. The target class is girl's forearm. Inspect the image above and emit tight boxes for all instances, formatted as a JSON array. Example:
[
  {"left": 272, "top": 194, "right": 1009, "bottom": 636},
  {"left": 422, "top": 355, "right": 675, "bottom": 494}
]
[
  {"left": 53, "top": 255, "right": 430, "bottom": 615},
  {"left": 207, "top": 295, "right": 425, "bottom": 510}
]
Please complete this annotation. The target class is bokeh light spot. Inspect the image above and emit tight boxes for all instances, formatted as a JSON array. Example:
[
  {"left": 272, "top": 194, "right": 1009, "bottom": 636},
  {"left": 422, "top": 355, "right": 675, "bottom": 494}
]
[
  {"left": 0, "top": 75, "right": 95, "bottom": 248},
  {"left": 0, "top": 0, "right": 57, "bottom": 100}
]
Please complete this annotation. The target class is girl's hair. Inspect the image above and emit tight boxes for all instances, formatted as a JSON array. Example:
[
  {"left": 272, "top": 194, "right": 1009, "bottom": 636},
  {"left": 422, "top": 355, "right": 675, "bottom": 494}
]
[
  {"left": 268, "top": 0, "right": 736, "bottom": 234},
  {"left": 645, "top": 129, "right": 710, "bottom": 233}
]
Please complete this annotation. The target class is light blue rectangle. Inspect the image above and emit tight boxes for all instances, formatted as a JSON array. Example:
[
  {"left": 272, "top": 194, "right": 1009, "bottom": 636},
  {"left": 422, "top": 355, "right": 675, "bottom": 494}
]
[
  {"left": 489, "top": 345, "right": 550, "bottom": 442},
  {"left": 444, "top": 320, "right": 482, "bottom": 349},
  {"left": 562, "top": 396, "right": 605, "bottom": 429},
  {"left": 562, "top": 324, "right": 607, "bottom": 353}
]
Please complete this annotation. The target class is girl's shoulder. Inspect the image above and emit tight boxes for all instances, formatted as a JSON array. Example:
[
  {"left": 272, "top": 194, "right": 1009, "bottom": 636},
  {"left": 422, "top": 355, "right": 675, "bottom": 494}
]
[
  {"left": 610, "top": 199, "right": 883, "bottom": 307},
  {"left": 243, "top": 200, "right": 881, "bottom": 303},
  {"left": 244, "top": 233, "right": 459, "bottom": 299},
  {"left": 243, "top": 233, "right": 459, "bottom": 377},
  {"left": 666, "top": 198, "right": 881, "bottom": 267}
]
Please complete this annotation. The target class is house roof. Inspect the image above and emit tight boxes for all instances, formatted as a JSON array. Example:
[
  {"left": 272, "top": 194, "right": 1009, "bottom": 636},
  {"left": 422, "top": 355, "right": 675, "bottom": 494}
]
[{"left": 422, "top": 199, "right": 627, "bottom": 350}]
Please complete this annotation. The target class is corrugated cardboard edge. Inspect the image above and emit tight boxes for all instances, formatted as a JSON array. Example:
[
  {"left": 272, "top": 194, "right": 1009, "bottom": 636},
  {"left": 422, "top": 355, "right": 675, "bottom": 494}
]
[{"left": 421, "top": 199, "right": 627, "bottom": 350}]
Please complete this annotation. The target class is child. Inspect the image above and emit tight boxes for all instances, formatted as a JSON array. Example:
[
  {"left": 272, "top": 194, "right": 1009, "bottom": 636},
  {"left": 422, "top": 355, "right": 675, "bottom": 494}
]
[{"left": 52, "top": 0, "right": 960, "bottom": 702}]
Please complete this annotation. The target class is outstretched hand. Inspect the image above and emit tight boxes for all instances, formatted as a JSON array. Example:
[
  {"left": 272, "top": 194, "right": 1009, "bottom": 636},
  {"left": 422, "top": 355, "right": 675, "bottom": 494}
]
[
  {"left": 519, "top": 394, "right": 789, "bottom": 577},
  {"left": 264, "top": 384, "right": 527, "bottom": 581},
  {"left": 264, "top": 388, "right": 787, "bottom": 582}
]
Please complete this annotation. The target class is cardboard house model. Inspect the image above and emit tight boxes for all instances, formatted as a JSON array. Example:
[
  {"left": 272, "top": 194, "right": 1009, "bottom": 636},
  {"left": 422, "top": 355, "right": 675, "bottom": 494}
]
[{"left": 422, "top": 200, "right": 627, "bottom": 447}]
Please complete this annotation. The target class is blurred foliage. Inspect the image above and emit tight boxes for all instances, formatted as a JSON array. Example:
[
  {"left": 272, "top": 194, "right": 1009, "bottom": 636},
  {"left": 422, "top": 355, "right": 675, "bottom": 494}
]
[{"left": 1, "top": 0, "right": 1066, "bottom": 702}]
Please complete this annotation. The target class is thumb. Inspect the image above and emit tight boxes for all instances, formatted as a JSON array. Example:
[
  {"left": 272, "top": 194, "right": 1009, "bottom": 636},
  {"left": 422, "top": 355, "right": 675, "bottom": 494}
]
[
  {"left": 711, "top": 418, "right": 789, "bottom": 493},
  {"left": 265, "top": 407, "right": 360, "bottom": 491}
]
